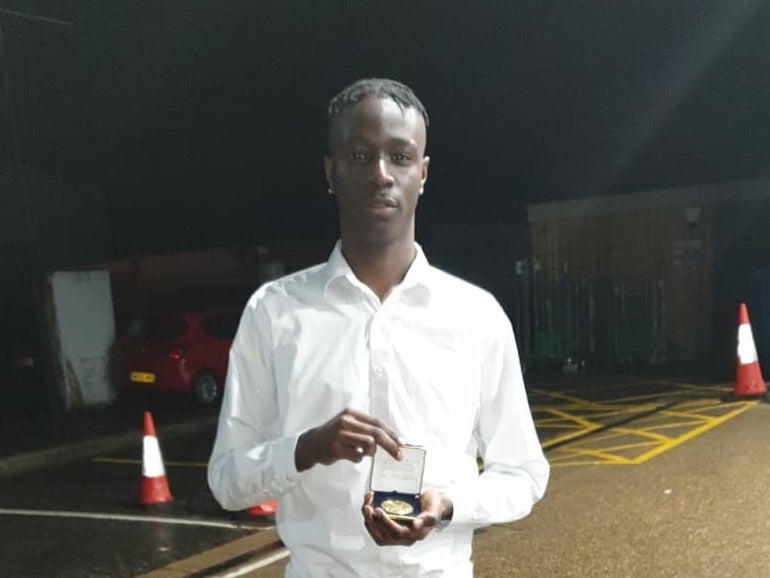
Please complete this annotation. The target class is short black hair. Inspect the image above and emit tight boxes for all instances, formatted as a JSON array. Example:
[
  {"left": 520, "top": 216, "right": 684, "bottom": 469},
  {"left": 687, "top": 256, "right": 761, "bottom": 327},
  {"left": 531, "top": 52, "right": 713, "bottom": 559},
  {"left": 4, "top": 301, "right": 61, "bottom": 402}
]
[{"left": 326, "top": 78, "right": 429, "bottom": 150}]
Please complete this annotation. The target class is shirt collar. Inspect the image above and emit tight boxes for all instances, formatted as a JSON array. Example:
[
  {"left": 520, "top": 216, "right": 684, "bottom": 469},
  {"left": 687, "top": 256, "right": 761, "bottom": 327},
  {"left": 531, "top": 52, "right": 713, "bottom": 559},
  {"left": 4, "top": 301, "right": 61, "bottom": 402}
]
[{"left": 322, "top": 240, "right": 432, "bottom": 304}]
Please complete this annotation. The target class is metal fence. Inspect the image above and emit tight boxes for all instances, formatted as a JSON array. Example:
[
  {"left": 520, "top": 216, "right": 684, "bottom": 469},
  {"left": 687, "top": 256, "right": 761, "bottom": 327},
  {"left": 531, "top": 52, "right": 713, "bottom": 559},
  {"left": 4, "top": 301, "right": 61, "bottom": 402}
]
[{"left": 513, "top": 260, "right": 666, "bottom": 367}]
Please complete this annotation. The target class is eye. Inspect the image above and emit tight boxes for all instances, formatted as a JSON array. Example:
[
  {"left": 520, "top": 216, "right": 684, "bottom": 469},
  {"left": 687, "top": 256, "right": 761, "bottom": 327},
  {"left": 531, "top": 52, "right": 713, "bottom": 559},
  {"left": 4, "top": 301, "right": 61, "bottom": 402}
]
[
  {"left": 391, "top": 153, "right": 412, "bottom": 164},
  {"left": 347, "top": 151, "right": 370, "bottom": 162}
]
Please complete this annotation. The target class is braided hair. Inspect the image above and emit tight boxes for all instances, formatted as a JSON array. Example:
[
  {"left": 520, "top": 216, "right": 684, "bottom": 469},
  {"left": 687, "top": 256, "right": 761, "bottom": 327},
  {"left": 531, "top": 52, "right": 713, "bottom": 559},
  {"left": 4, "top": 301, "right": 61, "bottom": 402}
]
[{"left": 326, "top": 78, "right": 429, "bottom": 150}]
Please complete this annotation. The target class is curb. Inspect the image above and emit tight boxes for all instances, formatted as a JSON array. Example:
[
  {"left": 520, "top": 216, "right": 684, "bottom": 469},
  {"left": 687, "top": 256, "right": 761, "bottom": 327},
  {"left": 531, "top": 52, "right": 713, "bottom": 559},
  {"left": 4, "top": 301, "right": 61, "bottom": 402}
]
[{"left": 0, "top": 416, "right": 217, "bottom": 480}]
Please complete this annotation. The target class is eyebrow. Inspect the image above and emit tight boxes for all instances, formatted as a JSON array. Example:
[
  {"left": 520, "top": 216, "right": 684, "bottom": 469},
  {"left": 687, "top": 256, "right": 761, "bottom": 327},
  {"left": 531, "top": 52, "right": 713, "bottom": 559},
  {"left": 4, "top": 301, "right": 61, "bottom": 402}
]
[
  {"left": 388, "top": 137, "right": 419, "bottom": 149},
  {"left": 344, "top": 136, "right": 419, "bottom": 149}
]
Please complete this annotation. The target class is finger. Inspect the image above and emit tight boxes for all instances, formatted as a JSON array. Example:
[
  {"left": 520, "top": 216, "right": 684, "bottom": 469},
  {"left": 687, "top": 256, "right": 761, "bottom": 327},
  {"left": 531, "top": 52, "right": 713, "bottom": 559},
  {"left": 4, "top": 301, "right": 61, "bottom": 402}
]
[
  {"left": 368, "top": 509, "right": 415, "bottom": 546},
  {"left": 411, "top": 492, "right": 445, "bottom": 538},
  {"left": 370, "top": 521, "right": 389, "bottom": 545},
  {"left": 340, "top": 429, "right": 397, "bottom": 459},
  {"left": 341, "top": 410, "right": 404, "bottom": 452},
  {"left": 350, "top": 443, "right": 367, "bottom": 462},
  {"left": 336, "top": 437, "right": 377, "bottom": 464},
  {"left": 365, "top": 509, "right": 393, "bottom": 546},
  {"left": 369, "top": 427, "right": 404, "bottom": 460},
  {"left": 340, "top": 432, "right": 377, "bottom": 457},
  {"left": 410, "top": 512, "right": 437, "bottom": 537},
  {"left": 374, "top": 508, "right": 415, "bottom": 540},
  {"left": 361, "top": 494, "right": 375, "bottom": 521},
  {"left": 340, "top": 423, "right": 402, "bottom": 460},
  {"left": 362, "top": 505, "right": 375, "bottom": 525}
]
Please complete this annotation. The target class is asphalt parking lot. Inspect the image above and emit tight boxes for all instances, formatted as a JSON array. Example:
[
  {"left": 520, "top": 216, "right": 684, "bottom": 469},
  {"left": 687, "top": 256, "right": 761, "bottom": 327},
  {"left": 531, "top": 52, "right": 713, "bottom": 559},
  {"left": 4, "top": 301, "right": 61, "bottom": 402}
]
[
  {"left": 238, "top": 372, "right": 770, "bottom": 577},
  {"left": 474, "top": 402, "right": 770, "bottom": 577},
  {"left": 2, "top": 372, "right": 768, "bottom": 577}
]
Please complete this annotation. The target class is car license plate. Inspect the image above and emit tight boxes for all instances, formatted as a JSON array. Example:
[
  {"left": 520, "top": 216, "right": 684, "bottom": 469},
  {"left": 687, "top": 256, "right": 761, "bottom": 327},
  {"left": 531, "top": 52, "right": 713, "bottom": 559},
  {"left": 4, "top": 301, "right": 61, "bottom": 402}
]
[{"left": 130, "top": 372, "right": 156, "bottom": 384}]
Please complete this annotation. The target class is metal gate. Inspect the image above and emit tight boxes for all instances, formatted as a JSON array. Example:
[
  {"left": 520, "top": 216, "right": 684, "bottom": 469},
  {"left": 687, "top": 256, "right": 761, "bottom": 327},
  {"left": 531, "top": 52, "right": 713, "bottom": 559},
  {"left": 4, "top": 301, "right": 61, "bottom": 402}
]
[{"left": 513, "top": 259, "right": 666, "bottom": 367}]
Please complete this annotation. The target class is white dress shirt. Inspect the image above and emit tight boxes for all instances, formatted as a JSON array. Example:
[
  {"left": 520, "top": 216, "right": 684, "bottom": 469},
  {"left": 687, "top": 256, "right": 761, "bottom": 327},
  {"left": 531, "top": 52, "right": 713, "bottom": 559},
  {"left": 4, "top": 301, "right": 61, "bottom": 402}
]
[{"left": 208, "top": 242, "right": 549, "bottom": 577}]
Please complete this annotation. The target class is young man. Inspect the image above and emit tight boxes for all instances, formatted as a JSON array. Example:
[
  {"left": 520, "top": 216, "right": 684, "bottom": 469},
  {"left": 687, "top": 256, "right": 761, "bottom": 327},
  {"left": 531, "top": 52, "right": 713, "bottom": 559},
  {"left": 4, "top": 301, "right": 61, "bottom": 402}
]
[{"left": 208, "top": 78, "right": 549, "bottom": 577}]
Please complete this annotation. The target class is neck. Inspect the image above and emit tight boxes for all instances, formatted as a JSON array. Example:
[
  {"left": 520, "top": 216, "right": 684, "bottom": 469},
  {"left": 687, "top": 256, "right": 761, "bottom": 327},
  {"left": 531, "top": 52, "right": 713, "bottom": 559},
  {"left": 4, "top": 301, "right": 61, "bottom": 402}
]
[{"left": 340, "top": 236, "right": 416, "bottom": 302}]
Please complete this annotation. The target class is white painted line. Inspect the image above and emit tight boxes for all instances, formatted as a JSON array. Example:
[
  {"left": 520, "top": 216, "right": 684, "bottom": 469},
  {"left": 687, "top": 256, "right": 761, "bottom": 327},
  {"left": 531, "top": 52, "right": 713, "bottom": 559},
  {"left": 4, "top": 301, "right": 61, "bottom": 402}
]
[
  {"left": 0, "top": 8, "right": 73, "bottom": 26},
  {"left": 0, "top": 508, "right": 269, "bottom": 531},
  {"left": 214, "top": 549, "right": 290, "bottom": 577},
  {"left": 92, "top": 457, "right": 208, "bottom": 468}
]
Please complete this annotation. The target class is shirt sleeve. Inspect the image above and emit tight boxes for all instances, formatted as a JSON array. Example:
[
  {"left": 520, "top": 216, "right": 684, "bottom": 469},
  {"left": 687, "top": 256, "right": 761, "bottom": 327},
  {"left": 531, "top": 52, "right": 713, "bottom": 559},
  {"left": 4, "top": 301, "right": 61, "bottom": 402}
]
[
  {"left": 443, "top": 305, "right": 550, "bottom": 527},
  {"left": 207, "top": 290, "right": 303, "bottom": 511}
]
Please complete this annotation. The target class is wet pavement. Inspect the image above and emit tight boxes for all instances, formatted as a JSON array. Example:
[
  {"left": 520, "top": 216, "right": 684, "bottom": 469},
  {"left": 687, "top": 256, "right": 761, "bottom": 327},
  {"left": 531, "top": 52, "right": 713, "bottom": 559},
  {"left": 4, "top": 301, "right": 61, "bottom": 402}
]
[
  {"left": 0, "top": 393, "right": 218, "bottom": 479},
  {"left": 2, "top": 372, "right": 769, "bottom": 577},
  {"left": 1, "top": 514, "right": 245, "bottom": 578},
  {"left": 0, "top": 397, "right": 271, "bottom": 578}
]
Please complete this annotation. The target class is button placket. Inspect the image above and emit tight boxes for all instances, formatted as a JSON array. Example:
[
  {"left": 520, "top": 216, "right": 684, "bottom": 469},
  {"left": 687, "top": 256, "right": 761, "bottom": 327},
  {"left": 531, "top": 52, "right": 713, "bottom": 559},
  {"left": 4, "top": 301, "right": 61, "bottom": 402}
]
[{"left": 368, "top": 309, "right": 391, "bottom": 418}]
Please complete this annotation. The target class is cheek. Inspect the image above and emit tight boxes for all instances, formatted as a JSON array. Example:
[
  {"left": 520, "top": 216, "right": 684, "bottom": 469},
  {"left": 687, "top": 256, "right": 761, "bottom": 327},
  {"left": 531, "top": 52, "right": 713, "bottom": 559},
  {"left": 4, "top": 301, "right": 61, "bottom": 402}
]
[
  {"left": 332, "top": 164, "right": 364, "bottom": 188},
  {"left": 404, "top": 172, "right": 425, "bottom": 197}
]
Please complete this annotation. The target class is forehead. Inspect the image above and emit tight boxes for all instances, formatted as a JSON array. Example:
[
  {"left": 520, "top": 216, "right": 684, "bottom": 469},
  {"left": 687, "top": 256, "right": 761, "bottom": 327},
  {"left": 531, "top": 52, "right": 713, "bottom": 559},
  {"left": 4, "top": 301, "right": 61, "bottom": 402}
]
[{"left": 331, "top": 97, "right": 426, "bottom": 149}]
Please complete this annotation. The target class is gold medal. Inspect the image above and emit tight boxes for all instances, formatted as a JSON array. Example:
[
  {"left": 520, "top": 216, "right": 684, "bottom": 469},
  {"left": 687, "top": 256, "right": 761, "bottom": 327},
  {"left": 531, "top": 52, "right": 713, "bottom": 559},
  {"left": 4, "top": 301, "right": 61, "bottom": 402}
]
[{"left": 381, "top": 499, "right": 414, "bottom": 517}]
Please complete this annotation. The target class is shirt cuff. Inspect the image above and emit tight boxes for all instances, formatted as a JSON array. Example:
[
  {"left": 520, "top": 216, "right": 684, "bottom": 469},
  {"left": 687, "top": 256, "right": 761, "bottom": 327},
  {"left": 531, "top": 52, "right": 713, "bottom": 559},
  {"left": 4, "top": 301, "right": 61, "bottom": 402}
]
[
  {"left": 441, "top": 483, "right": 473, "bottom": 526},
  {"left": 270, "top": 432, "right": 303, "bottom": 486}
]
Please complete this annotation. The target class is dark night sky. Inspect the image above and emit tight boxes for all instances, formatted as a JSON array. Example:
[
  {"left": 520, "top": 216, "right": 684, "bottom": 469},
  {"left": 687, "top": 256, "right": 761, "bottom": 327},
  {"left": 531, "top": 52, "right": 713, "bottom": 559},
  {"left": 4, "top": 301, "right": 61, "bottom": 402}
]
[{"left": 4, "top": 0, "right": 770, "bottom": 256}]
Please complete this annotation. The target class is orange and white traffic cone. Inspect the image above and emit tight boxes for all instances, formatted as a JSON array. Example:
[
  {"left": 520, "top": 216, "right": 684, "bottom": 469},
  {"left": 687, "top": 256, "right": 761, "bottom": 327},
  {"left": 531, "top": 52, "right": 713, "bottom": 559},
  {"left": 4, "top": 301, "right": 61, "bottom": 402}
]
[
  {"left": 140, "top": 411, "right": 174, "bottom": 505},
  {"left": 244, "top": 499, "right": 277, "bottom": 519},
  {"left": 724, "top": 303, "right": 768, "bottom": 402}
]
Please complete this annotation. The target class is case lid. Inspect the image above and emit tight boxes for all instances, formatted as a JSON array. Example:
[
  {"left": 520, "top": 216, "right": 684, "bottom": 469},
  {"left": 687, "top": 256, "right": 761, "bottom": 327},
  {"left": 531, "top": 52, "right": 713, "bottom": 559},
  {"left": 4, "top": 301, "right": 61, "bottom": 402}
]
[{"left": 370, "top": 444, "right": 426, "bottom": 495}]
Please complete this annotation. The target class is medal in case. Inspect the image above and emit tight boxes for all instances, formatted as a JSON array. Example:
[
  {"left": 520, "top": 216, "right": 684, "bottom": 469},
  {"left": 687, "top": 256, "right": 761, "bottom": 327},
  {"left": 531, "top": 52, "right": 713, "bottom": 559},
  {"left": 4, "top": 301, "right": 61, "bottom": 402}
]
[{"left": 369, "top": 444, "right": 426, "bottom": 524}]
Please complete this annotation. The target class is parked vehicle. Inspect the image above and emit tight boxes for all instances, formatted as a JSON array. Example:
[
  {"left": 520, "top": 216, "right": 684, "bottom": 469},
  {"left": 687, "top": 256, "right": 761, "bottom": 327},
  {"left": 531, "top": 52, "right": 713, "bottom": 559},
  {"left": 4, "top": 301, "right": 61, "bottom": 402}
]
[{"left": 111, "top": 307, "right": 241, "bottom": 405}]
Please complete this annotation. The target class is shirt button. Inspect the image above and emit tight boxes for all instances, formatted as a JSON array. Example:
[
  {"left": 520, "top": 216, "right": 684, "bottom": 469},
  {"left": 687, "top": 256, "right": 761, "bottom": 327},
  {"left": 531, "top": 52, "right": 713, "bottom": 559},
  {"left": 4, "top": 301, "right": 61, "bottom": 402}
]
[{"left": 374, "top": 366, "right": 384, "bottom": 375}]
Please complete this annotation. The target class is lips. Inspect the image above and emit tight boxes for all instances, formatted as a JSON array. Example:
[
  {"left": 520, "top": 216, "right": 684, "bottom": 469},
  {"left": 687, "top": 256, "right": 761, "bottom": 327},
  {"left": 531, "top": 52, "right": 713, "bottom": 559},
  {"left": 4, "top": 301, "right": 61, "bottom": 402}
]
[{"left": 366, "top": 196, "right": 398, "bottom": 209}]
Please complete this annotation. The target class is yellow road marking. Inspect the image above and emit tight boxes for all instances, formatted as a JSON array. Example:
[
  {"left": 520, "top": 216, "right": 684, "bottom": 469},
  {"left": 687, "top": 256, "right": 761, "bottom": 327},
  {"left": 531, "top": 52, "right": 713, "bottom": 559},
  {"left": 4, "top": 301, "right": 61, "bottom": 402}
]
[
  {"left": 544, "top": 408, "right": 603, "bottom": 428},
  {"left": 557, "top": 447, "right": 634, "bottom": 465},
  {"left": 544, "top": 396, "right": 758, "bottom": 467},
  {"left": 533, "top": 377, "right": 757, "bottom": 468},
  {"left": 531, "top": 389, "right": 609, "bottom": 407},
  {"left": 611, "top": 427, "right": 672, "bottom": 442},
  {"left": 541, "top": 424, "right": 603, "bottom": 449},
  {"left": 582, "top": 440, "right": 659, "bottom": 453},
  {"left": 626, "top": 400, "right": 757, "bottom": 464},
  {"left": 632, "top": 420, "right": 700, "bottom": 431}
]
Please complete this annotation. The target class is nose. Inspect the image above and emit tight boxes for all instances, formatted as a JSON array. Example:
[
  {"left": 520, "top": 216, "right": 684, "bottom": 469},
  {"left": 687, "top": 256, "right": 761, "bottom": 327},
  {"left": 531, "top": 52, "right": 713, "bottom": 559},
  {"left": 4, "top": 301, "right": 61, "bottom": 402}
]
[{"left": 370, "top": 155, "right": 394, "bottom": 187}]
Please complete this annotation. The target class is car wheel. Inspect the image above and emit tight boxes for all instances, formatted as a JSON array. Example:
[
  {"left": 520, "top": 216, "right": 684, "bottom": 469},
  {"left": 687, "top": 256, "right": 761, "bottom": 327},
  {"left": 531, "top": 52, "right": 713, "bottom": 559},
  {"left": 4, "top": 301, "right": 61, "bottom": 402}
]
[{"left": 191, "top": 370, "right": 220, "bottom": 406}]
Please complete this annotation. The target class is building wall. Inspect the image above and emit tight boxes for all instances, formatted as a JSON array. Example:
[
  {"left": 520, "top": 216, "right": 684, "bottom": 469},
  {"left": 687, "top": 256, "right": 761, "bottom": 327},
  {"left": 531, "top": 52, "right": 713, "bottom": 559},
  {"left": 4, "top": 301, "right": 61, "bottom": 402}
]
[{"left": 527, "top": 180, "right": 770, "bottom": 365}]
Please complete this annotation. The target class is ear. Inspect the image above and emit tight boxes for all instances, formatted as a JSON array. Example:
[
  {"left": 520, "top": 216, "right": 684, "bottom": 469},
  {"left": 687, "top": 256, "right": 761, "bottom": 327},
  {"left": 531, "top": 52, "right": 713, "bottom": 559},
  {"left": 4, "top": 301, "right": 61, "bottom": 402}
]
[
  {"left": 324, "top": 155, "right": 333, "bottom": 190},
  {"left": 421, "top": 155, "right": 430, "bottom": 188}
]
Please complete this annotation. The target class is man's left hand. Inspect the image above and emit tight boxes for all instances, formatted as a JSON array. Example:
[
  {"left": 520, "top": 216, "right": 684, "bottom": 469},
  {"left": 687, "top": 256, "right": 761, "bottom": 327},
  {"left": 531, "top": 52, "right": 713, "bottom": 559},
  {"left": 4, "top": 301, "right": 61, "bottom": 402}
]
[{"left": 362, "top": 491, "right": 452, "bottom": 547}]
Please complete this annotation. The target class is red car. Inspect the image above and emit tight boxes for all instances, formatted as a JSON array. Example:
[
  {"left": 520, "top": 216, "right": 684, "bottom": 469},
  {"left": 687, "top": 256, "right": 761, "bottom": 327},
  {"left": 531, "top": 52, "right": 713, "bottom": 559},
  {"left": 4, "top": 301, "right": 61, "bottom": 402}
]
[{"left": 112, "top": 307, "right": 241, "bottom": 405}]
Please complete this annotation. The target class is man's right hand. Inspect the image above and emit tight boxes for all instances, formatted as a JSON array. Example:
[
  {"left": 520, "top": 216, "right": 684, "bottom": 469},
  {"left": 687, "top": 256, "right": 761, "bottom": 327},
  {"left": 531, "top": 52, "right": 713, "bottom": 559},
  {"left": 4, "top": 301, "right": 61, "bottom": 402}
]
[{"left": 295, "top": 408, "right": 404, "bottom": 472}]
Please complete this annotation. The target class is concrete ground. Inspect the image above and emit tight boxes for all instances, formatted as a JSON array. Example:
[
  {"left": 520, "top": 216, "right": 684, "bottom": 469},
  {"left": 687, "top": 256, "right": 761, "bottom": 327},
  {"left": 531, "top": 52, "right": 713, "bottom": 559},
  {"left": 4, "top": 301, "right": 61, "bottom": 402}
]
[{"left": 472, "top": 402, "right": 770, "bottom": 577}]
